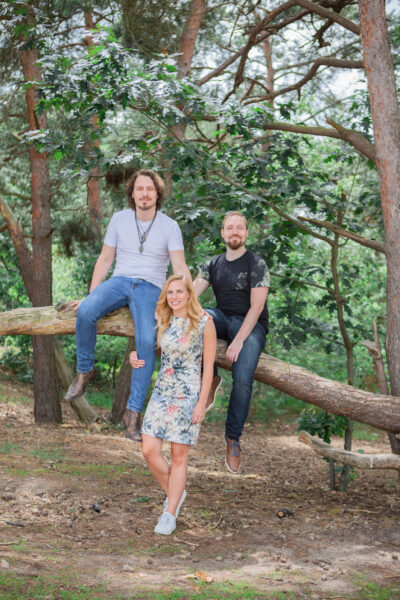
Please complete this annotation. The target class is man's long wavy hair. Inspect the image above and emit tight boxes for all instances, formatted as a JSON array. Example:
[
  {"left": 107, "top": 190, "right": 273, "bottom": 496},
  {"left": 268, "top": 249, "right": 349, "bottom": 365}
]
[
  {"left": 126, "top": 169, "right": 165, "bottom": 210},
  {"left": 156, "top": 274, "right": 203, "bottom": 348}
]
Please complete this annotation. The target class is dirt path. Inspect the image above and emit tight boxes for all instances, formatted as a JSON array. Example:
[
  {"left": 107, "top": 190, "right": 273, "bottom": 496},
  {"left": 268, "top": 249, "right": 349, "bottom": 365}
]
[{"left": 0, "top": 380, "right": 399, "bottom": 599}]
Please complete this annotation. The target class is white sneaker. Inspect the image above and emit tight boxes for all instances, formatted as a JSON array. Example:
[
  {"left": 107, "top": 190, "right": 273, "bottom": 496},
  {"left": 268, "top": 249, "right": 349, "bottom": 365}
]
[
  {"left": 163, "top": 489, "right": 187, "bottom": 516},
  {"left": 154, "top": 511, "right": 176, "bottom": 535}
]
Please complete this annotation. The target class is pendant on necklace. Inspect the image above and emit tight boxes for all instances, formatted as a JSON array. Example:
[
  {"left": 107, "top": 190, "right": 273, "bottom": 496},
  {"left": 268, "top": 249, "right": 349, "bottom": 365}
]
[{"left": 139, "top": 244, "right": 144, "bottom": 254}]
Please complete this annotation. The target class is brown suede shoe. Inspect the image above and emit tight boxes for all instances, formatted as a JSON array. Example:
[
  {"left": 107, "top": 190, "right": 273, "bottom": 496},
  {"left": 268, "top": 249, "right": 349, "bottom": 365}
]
[
  {"left": 123, "top": 409, "right": 142, "bottom": 442},
  {"left": 206, "top": 375, "right": 222, "bottom": 412},
  {"left": 64, "top": 368, "right": 96, "bottom": 402},
  {"left": 225, "top": 434, "right": 241, "bottom": 474}
]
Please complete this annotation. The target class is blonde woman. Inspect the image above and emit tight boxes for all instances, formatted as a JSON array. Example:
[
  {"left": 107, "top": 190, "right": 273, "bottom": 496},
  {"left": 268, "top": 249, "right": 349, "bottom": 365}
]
[{"left": 129, "top": 274, "right": 216, "bottom": 535}]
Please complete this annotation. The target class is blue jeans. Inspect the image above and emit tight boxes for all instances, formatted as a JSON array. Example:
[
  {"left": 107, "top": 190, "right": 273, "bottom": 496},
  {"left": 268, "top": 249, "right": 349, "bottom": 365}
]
[
  {"left": 205, "top": 308, "right": 266, "bottom": 441},
  {"left": 76, "top": 276, "right": 160, "bottom": 413}
]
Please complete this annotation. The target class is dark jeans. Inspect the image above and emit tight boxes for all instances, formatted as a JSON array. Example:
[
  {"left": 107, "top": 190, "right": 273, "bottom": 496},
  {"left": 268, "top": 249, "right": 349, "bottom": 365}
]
[{"left": 205, "top": 308, "right": 266, "bottom": 441}]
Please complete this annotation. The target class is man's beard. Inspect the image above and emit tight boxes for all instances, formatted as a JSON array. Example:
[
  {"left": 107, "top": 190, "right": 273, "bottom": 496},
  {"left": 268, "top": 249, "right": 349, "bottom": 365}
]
[
  {"left": 137, "top": 199, "right": 155, "bottom": 210},
  {"left": 226, "top": 238, "right": 245, "bottom": 250}
]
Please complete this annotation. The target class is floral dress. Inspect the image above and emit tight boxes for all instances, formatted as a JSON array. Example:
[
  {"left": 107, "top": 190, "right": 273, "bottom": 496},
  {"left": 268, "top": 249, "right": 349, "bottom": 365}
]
[{"left": 141, "top": 314, "right": 208, "bottom": 445}]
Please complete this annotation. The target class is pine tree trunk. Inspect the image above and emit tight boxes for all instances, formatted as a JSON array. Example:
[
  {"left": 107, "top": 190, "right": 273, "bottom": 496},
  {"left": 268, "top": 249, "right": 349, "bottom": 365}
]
[
  {"left": 359, "top": 1, "right": 400, "bottom": 397},
  {"left": 18, "top": 16, "right": 60, "bottom": 423},
  {"left": 112, "top": 338, "right": 135, "bottom": 424}
]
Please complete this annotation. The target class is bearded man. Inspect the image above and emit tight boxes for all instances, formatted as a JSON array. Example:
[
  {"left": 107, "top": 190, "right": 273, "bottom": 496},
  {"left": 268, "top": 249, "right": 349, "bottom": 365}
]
[
  {"left": 194, "top": 212, "right": 270, "bottom": 473},
  {"left": 64, "top": 169, "right": 190, "bottom": 442}
]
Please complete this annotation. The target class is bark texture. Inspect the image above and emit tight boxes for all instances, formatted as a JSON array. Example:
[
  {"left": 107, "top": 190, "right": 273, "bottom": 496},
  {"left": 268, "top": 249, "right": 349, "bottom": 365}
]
[
  {"left": 53, "top": 337, "right": 97, "bottom": 423},
  {"left": 299, "top": 431, "right": 400, "bottom": 471},
  {"left": 361, "top": 322, "right": 400, "bottom": 455},
  {"left": 163, "top": 0, "right": 207, "bottom": 197},
  {"left": 112, "top": 338, "right": 135, "bottom": 424},
  {"left": 2, "top": 305, "right": 400, "bottom": 433},
  {"left": 84, "top": 9, "right": 102, "bottom": 237},
  {"left": 359, "top": 0, "right": 400, "bottom": 396},
  {"left": 18, "top": 21, "right": 60, "bottom": 423}
]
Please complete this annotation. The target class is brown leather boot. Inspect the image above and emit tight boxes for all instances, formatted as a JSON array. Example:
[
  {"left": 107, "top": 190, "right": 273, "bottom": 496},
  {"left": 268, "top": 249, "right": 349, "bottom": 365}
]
[
  {"left": 123, "top": 409, "right": 142, "bottom": 442},
  {"left": 225, "top": 434, "right": 241, "bottom": 474},
  {"left": 64, "top": 368, "right": 96, "bottom": 402},
  {"left": 206, "top": 375, "right": 222, "bottom": 412}
]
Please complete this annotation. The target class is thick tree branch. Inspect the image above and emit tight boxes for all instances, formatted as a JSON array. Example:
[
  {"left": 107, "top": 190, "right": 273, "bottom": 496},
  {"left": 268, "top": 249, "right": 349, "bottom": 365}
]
[
  {"left": 261, "top": 119, "right": 376, "bottom": 164},
  {"left": 299, "top": 431, "right": 400, "bottom": 470},
  {"left": 326, "top": 118, "right": 376, "bottom": 164},
  {"left": 234, "top": 1, "right": 359, "bottom": 90},
  {"left": 244, "top": 58, "right": 363, "bottom": 104},
  {"left": 0, "top": 195, "right": 35, "bottom": 301},
  {"left": 298, "top": 215, "right": 385, "bottom": 253},
  {"left": 177, "top": 0, "right": 207, "bottom": 77},
  {"left": 295, "top": 0, "right": 360, "bottom": 34},
  {"left": 313, "top": 0, "right": 351, "bottom": 47},
  {"left": 197, "top": 8, "right": 309, "bottom": 86},
  {"left": 2, "top": 305, "right": 400, "bottom": 433}
]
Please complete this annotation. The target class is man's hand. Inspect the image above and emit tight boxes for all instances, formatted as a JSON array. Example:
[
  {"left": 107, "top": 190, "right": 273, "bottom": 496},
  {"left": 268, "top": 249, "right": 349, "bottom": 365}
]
[
  {"left": 70, "top": 299, "right": 85, "bottom": 312},
  {"left": 192, "top": 401, "right": 206, "bottom": 424},
  {"left": 226, "top": 339, "right": 243, "bottom": 363},
  {"left": 129, "top": 351, "right": 145, "bottom": 369}
]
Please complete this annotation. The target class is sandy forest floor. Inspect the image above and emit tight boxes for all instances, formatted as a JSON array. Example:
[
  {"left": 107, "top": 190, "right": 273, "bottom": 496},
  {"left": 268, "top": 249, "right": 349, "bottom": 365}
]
[{"left": 0, "top": 378, "right": 400, "bottom": 600}]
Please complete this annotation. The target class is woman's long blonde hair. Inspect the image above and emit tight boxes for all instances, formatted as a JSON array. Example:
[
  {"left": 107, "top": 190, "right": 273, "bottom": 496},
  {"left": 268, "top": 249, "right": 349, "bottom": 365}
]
[{"left": 156, "top": 274, "right": 203, "bottom": 347}]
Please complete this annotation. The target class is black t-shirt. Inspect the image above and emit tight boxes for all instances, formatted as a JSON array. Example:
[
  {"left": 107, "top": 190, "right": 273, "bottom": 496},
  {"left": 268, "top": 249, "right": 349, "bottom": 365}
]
[{"left": 199, "top": 250, "right": 270, "bottom": 333}]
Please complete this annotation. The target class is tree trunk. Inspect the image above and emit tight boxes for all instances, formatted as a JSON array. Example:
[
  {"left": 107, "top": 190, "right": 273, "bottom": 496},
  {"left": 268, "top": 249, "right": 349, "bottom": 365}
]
[
  {"left": 2, "top": 305, "right": 400, "bottom": 433},
  {"left": 331, "top": 210, "right": 354, "bottom": 491},
  {"left": 361, "top": 322, "right": 400, "bottom": 456},
  {"left": 359, "top": 1, "right": 400, "bottom": 397},
  {"left": 53, "top": 337, "right": 97, "bottom": 423},
  {"left": 18, "top": 19, "right": 60, "bottom": 423},
  {"left": 112, "top": 338, "right": 135, "bottom": 424},
  {"left": 163, "top": 0, "right": 207, "bottom": 197},
  {"left": 84, "top": 9, "right": 102, "bottom": 237}
]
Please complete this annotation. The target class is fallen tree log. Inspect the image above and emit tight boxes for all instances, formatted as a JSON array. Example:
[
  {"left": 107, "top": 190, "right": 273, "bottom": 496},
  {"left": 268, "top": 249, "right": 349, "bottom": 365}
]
[
  {"left": 299, "top": 430, "right": 400, "bottom": 471},
  {"left": 0, "top": 302, "right": 133, "bottom": 337},
  {"left": 1, "top": 303, "right": 400, "bottom": 434}
]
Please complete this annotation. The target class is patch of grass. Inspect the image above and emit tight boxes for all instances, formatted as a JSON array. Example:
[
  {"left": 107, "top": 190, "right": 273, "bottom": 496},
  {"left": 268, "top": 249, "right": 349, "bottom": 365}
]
[
  {"left": 0, "top": 394, "right": 31, "bottom": 405},
  {"left": 30, "top": 446, "right": 65, "bottom": 461},
  {"left": 352, "top": 423, "right": 380, "bottom": 442},
  {"left": 0, "top": 443, "right": 64, "bottom": 462},
  {"left": 58, "top": 462, "right": 127, "bottom": 479},
  {"left": 85, "top": 390, "right": 114, "bottom": 410},
  {"left": 355, "top": 578, "right": 400, "bottom": 599},
  {"left": 0, "top": 572, "right": 122, "bottom": 600},
  {"left": 0, "top": 442, "right": 22, "bottom": 454},
  {"left": 5, "top": 467, "right": 47, "bottom": 477},
  {"left": 201, "top": 507, "right": 211, "bottom": 519},
  {"left": 144, "top": 580, "right": 298, "bottom": 599}
]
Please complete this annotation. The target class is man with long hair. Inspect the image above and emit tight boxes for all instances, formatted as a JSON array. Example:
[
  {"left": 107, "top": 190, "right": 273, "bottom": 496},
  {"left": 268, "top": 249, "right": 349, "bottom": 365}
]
[
  {"left": 64, "top": 169, "right": 190, "bottom": 441},
  {"left": 194, "top": 212, "right": 270, "bottom": 474}
]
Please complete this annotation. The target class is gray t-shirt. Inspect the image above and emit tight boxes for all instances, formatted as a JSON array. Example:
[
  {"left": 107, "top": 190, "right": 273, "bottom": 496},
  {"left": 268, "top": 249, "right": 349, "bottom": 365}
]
[{"left": 104, "top": 209, "right": 184, "bottom": 290}]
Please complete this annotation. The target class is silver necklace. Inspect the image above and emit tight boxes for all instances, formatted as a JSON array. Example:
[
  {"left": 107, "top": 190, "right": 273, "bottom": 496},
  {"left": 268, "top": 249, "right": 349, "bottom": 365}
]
[{"left": 135, "top": 211, "right": 157, "bottom": 254}]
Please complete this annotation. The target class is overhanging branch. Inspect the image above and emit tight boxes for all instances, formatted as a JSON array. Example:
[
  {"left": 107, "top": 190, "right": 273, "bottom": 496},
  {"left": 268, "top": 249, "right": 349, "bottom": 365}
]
[
  {"left": 261, "top": 120, "right": 376, "bottom": 164},
  {"left": 298, "top": 216, "right": 385, "bottom": 253}
]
